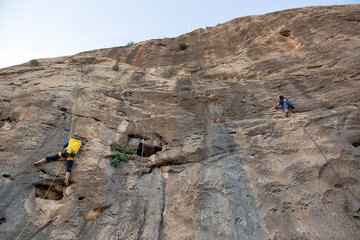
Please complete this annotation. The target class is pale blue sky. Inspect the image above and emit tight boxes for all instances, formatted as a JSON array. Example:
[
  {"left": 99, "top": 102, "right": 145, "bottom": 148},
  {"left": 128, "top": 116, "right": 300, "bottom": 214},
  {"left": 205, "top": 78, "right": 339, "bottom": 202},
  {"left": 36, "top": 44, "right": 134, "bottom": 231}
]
[{"left": 0, "top": 0, "right": 358, "bottom": 68}]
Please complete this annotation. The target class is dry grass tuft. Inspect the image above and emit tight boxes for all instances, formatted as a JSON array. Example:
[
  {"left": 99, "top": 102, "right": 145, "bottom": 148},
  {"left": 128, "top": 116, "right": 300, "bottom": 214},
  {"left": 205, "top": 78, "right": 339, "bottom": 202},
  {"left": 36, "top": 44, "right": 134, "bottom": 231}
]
[
  {"left": 215, "top": 118, "right": 228, "bottom": 123},
  {"left": 85, "top": 208, "right": 104, "bottom": 221},
  {"left": 174, "top": 70, "right": 191, "bottom": 79},
  {"left": 208, "top": 94, "right": 219, "bottom": 103},
  {"left": 334, "top": 76, "right": 347, "bottom": 83}
]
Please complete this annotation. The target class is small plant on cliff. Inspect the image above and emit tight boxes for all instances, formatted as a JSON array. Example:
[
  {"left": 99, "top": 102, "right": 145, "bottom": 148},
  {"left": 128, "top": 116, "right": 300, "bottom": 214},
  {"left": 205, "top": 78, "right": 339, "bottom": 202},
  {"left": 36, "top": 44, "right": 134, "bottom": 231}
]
[
  {"left": 179, "top": 42, "right": 188, "bottom": 50},
  {"left": 29, "top": 59, "right": 39, "bottom": 67},
  {"left": 283, "top": 68, "right": 295, "bottom": 74},
  {"left": 111, "top": 144, "right": 136, "bottom": 167},
  {"left": 127, "top": 41, "right": 135, "bottom": 46},
  {"left": 112, "top": 63, "right": 119, "bottom": 71}
]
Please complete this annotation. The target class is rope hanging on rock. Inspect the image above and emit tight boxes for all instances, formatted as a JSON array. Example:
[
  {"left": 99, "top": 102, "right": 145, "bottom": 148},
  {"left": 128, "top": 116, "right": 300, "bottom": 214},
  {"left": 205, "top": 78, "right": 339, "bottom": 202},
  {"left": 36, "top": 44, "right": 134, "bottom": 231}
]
[
  {"left": 16, "top": 84, "right": 81, "bottom": 240},
  {"left": 76, "top": 90, "right": 88, "bottom": 137},
  {"left": 303, "top": 128, "right": 360, "bottom": 204},
  {"left": 141, "top": 122, "right": 146, "bottom": 158},
  {"left": 69, "top": 84, "right": 80, "bottom": 139},
  {"left": 16, "top": 164, "right": 64, "bottom": 240}
]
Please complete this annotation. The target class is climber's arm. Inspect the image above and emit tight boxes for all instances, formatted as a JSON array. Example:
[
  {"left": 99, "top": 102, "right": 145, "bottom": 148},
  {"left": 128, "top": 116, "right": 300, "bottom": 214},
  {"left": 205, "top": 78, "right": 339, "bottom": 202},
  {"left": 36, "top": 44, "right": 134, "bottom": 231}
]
[
  {"left": 274, "top": 102, "right": 280, "bottom": 109},
  {"left": 63, "top": 140, "right": 69, "bottom": 148}
]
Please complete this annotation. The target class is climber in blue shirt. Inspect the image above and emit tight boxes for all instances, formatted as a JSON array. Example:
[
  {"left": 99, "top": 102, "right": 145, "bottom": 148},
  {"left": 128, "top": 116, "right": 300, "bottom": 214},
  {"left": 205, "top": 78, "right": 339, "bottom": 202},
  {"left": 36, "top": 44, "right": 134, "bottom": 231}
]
[{"left": 274, "top": 95, "right": 296, "bottom": 117}]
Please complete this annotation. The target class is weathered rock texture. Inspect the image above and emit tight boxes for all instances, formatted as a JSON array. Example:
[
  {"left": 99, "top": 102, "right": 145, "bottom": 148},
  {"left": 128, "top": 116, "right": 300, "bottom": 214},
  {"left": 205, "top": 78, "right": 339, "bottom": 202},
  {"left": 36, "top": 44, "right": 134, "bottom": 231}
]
[{"left": 1, "top": 4, "right": 360, "bottom": 240}]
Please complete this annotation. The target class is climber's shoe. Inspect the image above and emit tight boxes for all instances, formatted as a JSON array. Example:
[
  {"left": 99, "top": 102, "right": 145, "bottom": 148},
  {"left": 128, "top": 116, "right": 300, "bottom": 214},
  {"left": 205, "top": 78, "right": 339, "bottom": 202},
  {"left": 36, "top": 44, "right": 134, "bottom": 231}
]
[
  {"left": 285, "top": 111, "right": 289, "bottom": 117},
  {"left": 64, "top": 180, "right": 69, "bottom": 187},
  {"left": 33, "top": 161, "right": 40, "bottom": 166},
  {"left": 292, "top": 109, "right": 296, "bottom": 114}
]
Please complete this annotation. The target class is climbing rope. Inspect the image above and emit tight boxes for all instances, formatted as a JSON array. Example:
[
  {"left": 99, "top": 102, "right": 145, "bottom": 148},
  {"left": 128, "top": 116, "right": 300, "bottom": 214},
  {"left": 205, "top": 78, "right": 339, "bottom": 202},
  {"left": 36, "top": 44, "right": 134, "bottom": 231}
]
[
  {"left": 77, "top": 91, "right": 88, "bottom": 137},
  {"left": 69, "top": 84, "right": 80, "bottom": 139},
  {"left": 16, "top": 84, "right": 81, "bottom": 240},
  {"left": 70, "top": 87, "right": 88, "bottom": 138},
  {"left": 303, "top": 128, "right": 360, "bottom": 204},
  {"left": 141, "top": 122, "right": 146, "bottom": 158},
  {"left": 15, "top": 164, "right": 64, "bottom": 240},
  {"left": 302, "top": 128, "right": 333, "bottom": 168}
]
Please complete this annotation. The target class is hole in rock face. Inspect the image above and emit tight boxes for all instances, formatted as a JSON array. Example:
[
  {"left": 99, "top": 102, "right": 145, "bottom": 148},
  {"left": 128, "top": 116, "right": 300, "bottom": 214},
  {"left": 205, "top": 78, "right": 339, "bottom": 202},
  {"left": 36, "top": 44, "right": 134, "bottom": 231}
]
[
  {"left": 128, "top": 134, "right": 137, "bottom": 139},
  {"left": 0, "top": 217, "right": 5, "bottom": 225},
  {"left": 2, "top": 117, "right": 15, "bottom": 123},
  {"left": 279, "top": 30, "right": 291, "bottom": 37},
  {"left": 1, "top": 117, "right": 16, "bottom": 130},
  {"left": 128, "top": 133, "right": 166, "bottom": 157},
  {"left": 352, "top": 141, "right": 360, "bottom": 148},
  {"left": 34, "top": 183, "right": 64, "bottom": 201},
  {"left": 2, "top": 174, "right": 14, "bottom": 181},
  {"left": 78, "top": 196, "right": 86, "bottom": 201},
  {"left": 137, "top": 143, "right": 163, "bottom": 157}
]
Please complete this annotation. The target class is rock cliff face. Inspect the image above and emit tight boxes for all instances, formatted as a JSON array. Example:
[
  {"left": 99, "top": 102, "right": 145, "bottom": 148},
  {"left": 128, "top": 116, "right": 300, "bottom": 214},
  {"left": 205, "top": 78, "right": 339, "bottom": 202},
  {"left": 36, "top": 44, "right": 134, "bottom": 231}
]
[{"left": 1, "top": 4, "right": 360, "bottom": 240}]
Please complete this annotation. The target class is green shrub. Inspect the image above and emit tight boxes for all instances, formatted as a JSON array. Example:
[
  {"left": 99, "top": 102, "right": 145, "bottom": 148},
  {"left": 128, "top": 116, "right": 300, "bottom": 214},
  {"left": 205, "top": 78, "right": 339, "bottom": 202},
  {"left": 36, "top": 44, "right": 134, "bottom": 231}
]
[
  {"left": 29, "top": 59, "right": 39, "bottom": 67},
  {"left": 179, "top": 42, "right": 188, "bottom": 50},
  {"left": 112, "top": 63, "right": 119, "bottom": 71},
  {"left": 283, "top": 69, "right": 295, "bottom": 74},
  {"left": 127, "top": 41, "right": 135, "bottom": 46},
  {"left": 124, "top": 147, "right": 137, "bottom": 155},
  {"left": 112, "top": 144, "right": 126, "bottom": 153},
  {"left": 111, "top": 144, "right": 136, "bottom": 167}
]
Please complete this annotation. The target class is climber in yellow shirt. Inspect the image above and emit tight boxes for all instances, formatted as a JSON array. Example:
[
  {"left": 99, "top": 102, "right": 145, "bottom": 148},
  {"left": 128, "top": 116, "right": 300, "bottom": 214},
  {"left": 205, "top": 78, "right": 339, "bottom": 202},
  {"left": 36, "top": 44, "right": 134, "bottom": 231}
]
[{"left": 33, "top": 137, "right": 85, "bottom": 186}]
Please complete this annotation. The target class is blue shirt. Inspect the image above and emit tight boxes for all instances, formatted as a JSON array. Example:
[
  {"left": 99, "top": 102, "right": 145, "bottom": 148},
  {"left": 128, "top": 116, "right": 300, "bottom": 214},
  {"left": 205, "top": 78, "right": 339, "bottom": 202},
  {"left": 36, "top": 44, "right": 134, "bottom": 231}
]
[{"left": 279, "top": 98, "right": 292, "bottom": 106}]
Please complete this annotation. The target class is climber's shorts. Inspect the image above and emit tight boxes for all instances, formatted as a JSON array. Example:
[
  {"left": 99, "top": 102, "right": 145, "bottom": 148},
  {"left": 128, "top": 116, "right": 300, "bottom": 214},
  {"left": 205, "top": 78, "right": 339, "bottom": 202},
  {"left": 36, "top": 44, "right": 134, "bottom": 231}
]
[
  {"left": 45, "top": 151, "right": 75, "bottom": 172},
  {"left": 283, "top": 102, "right": 295, "bottom": 110},
  {"left": 66, "top": 159, "right": 73, "bottom": 173},
  {"left": 46, "top": 151, "right": 75, "bottom": 161}
]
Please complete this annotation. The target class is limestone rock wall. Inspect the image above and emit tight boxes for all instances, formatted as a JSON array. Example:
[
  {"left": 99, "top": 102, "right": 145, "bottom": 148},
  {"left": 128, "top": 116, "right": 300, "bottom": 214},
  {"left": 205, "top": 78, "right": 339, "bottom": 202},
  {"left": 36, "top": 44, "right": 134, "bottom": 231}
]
[{"left": 0, "top": 4, "right": 360, "bottom": 240}]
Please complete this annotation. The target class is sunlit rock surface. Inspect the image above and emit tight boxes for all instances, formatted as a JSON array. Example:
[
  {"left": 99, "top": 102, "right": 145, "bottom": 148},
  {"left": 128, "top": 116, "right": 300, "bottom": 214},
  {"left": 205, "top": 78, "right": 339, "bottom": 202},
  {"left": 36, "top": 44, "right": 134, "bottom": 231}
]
[{"left": 1, "top": 4, "right": 360, "bottom": 240}]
